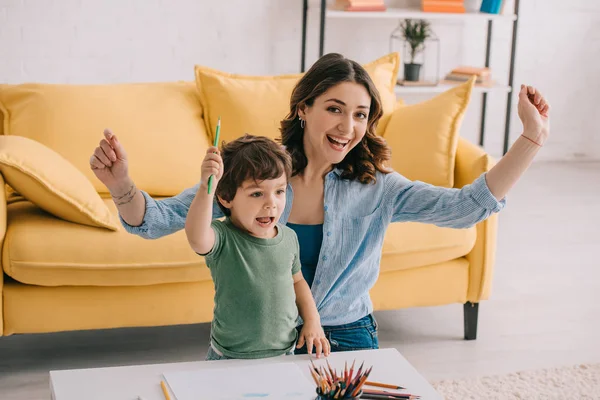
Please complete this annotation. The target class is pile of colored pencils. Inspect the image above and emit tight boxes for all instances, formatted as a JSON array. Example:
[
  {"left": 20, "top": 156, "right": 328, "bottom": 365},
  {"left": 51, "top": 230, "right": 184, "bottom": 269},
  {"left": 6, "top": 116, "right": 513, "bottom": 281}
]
[
  {"left": 309, "top": 359, "right": 371, "bottom": 399},
  {"left": 308, "top": 358, "right": 421, "bottom": 400}
]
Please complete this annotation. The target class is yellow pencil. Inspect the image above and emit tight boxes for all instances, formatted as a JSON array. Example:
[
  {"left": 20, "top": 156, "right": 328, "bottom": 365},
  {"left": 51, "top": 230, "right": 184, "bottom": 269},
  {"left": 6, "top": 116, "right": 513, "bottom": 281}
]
[{"left": 160, "top": 380, "right": 172, "bottom": 400}]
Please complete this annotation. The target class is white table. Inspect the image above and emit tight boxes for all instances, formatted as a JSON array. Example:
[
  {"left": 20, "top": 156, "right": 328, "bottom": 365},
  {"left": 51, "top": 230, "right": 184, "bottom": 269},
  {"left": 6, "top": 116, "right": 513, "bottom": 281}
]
[{"left": 50, "top": 348, "right": 442, "bottom": 400}]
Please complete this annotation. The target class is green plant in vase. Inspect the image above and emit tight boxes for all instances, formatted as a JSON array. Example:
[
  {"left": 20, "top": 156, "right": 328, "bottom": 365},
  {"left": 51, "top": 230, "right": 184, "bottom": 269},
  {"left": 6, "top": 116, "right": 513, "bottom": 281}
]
[{"left": 400, "top": 19, "right": 433, "bottom": 82}]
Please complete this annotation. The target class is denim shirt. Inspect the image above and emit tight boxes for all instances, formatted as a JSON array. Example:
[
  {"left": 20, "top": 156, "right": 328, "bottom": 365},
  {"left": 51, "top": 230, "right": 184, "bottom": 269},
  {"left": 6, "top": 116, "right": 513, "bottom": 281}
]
[{"left": 121, "top": 169, "right": 505, "bottom": 326}]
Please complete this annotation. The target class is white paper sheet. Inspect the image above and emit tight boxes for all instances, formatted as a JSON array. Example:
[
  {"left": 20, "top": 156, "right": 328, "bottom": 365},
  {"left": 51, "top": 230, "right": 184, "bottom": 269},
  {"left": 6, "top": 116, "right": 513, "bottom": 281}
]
[{"left": 163, "top": 362, "right": 315, "bottom": 400}]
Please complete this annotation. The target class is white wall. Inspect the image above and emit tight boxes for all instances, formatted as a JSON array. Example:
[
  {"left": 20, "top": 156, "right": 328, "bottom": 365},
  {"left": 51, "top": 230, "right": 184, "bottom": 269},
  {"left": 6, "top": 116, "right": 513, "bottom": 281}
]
[{"left": 1, "top": 0, "right": 598, "bottom": 160}]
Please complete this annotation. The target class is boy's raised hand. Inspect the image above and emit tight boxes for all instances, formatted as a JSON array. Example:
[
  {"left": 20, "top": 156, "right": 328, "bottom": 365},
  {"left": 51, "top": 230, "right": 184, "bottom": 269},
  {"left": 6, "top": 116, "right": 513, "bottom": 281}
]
[
  {"left": 297, "top": 321, "right": 330, "bottom": 358},
  {"left": 201, "top": 146, "right": 223, "bottom": 191}
]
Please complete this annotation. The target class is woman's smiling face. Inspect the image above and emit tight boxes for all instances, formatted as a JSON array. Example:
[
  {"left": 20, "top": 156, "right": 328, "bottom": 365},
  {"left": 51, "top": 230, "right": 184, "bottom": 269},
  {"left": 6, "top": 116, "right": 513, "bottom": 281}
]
[{"left": 299, "top": 81, "right": 372, "bottom": 166}]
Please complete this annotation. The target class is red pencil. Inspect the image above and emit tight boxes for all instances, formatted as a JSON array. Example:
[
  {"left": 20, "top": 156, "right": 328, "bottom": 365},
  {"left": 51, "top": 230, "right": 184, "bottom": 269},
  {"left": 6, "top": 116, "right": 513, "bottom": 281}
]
[
  {"left": 344, "top": 361, "right": 348, "bottom": 383},
  {"left": 348, "top": 359, "right": 356, "bottom": 385}
]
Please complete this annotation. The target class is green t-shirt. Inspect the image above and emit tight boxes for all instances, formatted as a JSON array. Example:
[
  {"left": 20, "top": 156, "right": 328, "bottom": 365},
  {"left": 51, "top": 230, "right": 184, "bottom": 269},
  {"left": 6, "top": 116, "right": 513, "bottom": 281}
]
[{"left": 204, "top": 218, "right": 301, "bottom": 359}]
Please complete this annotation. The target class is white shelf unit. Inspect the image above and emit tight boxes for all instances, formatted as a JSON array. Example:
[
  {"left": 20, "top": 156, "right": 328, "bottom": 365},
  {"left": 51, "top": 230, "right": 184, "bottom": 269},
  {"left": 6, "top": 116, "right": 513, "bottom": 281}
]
[{"left": 300, "top": 1, "right": 522, "bottom": 154}]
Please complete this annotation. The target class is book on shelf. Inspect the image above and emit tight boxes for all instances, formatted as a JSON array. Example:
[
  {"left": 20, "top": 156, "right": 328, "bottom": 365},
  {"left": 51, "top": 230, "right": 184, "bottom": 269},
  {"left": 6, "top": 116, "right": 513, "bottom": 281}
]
[
  {"left": 480, "top": 0, "right": 504, "bottom": 14},
  {"left": 422, "top": 0, "right": 465, "bottom": 13},
  {"left": 397, "top": 79, "right": 439, "bottom": 87},
  {"left": 335, "top": 0, "right": 387, "bottom": 12},
  {"left": 445, "top": 73, "right": 489, "bottom": 84},
  {"left": 397, "top": 79, "right": 497, "bottom": 89},
  {"left": 444, "top": 65, "right": 493, "bottom": 85},
  {"left": 441, "top": 79, "right": 496, "bottom": 88},
  {"left": 450, "top": 65, "right": 491, "bottom": 77}
]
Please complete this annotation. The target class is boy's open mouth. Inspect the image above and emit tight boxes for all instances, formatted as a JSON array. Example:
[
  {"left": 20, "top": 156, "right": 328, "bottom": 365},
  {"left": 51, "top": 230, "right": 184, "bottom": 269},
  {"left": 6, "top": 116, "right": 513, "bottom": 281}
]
[{"left": 256, "top": 217, "right": 275, "bottom": 227}]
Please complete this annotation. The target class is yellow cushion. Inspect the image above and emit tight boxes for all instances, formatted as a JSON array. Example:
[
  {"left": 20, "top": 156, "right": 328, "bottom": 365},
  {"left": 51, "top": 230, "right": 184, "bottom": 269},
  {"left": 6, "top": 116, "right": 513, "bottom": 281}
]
[
  {"left": 3, "top": 280, "right": 214, "bottom": 335},
  {"left": 380, "top": 221, "right": 476, "bottom": 273},
  {"left": 382, "top": 78, "right": 475, "bottom": 187},
  {"left": 371, "top": 258, "right": 469, "bottom": 310},
  {"left": 194, "top": 53, "right": 400, "bottom": 143},
  {"left": 0, "top": 136, "right": 118, "bottom": 230},
  {"left": 4, "top": 200, "right": 210, "bottom": 286},
  {"left": 0, "top": 82, "right": 210, "bottom": 196}
]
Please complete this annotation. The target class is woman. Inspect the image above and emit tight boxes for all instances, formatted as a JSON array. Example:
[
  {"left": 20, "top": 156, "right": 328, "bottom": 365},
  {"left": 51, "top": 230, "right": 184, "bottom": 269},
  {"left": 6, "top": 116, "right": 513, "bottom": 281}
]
[{"left": 90, "top": 53, "right": 550, "bottom": 355}]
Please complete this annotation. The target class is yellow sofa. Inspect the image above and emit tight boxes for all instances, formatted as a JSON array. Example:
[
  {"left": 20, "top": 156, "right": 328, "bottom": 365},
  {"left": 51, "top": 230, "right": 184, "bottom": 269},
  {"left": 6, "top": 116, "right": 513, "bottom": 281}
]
[{"left": 0, "top": 55, "right": 498, "bottom": 340}]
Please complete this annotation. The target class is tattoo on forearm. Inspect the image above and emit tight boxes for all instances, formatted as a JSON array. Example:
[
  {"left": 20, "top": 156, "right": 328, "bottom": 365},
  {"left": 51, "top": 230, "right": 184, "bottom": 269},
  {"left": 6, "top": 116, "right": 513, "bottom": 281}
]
[{"left": 112, "top": 184, "right": 137, "bottom": 206}]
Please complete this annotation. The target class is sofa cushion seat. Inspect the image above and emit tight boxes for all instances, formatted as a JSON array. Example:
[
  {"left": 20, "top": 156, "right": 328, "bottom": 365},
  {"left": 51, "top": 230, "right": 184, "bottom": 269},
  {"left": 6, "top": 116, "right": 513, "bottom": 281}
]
[
  {"left": 5, "top": 200, "right": 476, "bottom": 287},
  {"left": 380, "top": 222, "right": 476, "bottom": 273},
  {"left": 4, "top": 200, "right": 211, "bottom": 287}
]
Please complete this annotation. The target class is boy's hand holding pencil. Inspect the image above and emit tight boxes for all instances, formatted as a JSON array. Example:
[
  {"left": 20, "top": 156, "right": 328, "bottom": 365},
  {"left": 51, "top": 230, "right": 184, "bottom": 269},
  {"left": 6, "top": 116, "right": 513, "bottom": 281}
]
[{"left": 201, "top": 146, "right": 223, "bottom": 195}]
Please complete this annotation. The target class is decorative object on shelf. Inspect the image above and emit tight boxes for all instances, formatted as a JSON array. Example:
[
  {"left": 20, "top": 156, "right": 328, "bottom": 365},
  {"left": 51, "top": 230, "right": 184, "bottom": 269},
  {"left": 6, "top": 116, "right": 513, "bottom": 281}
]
[
  {"left": 480, "top": 0, "right": 504, "bottom": 14},
  {"left": 390, "top": 19, "right": 440, "bottom": 84},
  {"left": 334, "top": 0, "right": 386, "bottom": 12},
  {"left": 422, "top": 0, "right": 465, "bottom": 13},
  {"left": 464, "top": 0, "right": 483, "bottom": 13}
]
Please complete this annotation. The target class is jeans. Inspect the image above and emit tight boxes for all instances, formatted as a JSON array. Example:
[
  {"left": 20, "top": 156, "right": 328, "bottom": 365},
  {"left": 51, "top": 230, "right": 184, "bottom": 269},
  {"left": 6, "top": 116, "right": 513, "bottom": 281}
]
[
  {"left": 205, "top": 343, "right": 295, "bottom": 361},
  {"left": 295, "top": 314, "right": 379, "bottom": 354}
]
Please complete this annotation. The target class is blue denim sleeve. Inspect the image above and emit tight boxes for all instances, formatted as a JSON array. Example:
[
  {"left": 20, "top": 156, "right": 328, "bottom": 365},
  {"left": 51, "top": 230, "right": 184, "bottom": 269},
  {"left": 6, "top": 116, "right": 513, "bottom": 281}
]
[
  {"left": 119, "top": 183, "right": 225, "bottom": 239},
  {"left": 385, "top": 171, "right": 506, "bottom": 228}
]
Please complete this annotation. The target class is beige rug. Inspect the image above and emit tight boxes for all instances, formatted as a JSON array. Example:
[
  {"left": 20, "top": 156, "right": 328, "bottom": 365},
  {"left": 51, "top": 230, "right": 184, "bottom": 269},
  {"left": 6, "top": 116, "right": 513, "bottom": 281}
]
[{"left": 432, "top": 363, "right": 600, "bottom": 400}]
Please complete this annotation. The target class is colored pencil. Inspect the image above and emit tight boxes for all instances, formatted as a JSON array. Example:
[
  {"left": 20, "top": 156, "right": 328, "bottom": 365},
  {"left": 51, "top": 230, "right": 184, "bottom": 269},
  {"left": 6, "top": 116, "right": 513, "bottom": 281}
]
[
  {"left": 160, "top": 380, "right": 171, "bottom": 400},
  {"left": 310, "top": 359, "right": 391, "bottom": 399},
  {"left": 363, "top": 389, "right": 420, "bottom": 398},
  {"left": 361, "top": 395, "right": 419, "bottom": 400},
  {"left": 351, "top": 366, "right": 371, "bottom": 397},
  {"left": 365, "top": 381, "right": 406, "bottom": 390},
  {"left": 207, "top": 116, "right": 221, "bottom": 194}
]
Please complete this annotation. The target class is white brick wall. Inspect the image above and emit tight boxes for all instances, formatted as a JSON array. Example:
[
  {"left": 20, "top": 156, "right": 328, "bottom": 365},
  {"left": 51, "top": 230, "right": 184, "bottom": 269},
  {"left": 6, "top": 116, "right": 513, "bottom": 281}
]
[{"left": 0, "top": 0, "right": 598, "bottom": 160}]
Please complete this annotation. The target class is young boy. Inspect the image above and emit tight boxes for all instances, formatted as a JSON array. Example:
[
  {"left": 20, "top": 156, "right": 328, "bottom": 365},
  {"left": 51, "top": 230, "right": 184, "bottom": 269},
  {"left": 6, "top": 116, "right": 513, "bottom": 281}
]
[{"left": 185, "top": 134, "right": 330, "bottom": 360}]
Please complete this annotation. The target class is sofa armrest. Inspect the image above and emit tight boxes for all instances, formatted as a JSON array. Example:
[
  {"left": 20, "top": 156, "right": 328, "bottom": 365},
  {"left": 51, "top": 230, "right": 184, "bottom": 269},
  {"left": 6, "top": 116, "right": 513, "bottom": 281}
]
[
  {"left": 454, "top": 137, "right": 499, "bottom": 302},
  {"left": 0, "top": 174, "right": 7, "bottom": 336}
]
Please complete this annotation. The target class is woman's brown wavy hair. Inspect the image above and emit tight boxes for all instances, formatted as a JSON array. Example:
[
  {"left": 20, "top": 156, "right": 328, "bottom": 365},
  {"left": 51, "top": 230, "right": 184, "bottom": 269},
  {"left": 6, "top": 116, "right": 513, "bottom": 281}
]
[{"left": 279, "top": 53, "right": 391, "bottom": 184}]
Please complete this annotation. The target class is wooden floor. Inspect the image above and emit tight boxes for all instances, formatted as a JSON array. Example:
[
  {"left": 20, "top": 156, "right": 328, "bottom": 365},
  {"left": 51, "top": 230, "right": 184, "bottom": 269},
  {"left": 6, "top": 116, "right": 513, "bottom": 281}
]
[{"left": 1, "top": 161, "right": 599, "bottom": 399}]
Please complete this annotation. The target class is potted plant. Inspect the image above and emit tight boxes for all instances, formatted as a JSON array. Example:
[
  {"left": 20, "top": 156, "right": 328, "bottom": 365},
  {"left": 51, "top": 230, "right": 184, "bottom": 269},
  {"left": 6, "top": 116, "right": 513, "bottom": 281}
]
[{"left": 399, "top": 19, "right": 433, "bottom": 82}]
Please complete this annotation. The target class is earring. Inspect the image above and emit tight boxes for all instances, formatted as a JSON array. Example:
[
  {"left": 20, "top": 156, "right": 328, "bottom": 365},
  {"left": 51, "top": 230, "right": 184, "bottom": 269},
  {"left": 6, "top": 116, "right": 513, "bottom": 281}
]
[{"left": 299, "top": 117, "right": 305, "bottom": 129}]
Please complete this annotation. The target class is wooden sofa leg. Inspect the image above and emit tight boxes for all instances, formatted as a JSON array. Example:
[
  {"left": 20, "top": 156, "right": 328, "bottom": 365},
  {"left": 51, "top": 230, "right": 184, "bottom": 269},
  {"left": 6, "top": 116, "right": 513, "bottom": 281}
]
[{"left": 463, "top": 302, "right": 479, "bottom": 340}]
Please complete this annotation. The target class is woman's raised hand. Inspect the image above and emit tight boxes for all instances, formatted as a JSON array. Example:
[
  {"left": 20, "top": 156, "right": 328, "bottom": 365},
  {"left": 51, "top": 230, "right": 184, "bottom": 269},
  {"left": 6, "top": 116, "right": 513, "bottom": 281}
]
[{"left": 89, "top": 128, "right": 131, "bottom": 194}]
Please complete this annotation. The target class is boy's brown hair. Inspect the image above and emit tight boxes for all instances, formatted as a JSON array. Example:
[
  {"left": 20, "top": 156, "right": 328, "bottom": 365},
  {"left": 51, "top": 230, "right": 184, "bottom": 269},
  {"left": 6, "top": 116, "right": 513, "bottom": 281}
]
[{"left": 215, "top": 134, "right": 292, "bottom": 216}]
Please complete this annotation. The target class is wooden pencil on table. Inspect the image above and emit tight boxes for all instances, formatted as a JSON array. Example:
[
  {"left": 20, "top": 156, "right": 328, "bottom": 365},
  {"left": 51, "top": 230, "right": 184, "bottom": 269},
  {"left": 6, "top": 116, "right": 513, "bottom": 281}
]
[
  {"left": 363, "top": 389, "right": 420, "bottom": 398},
  {"left": 361, "top": 395, "right": 419, "bottom": 400},
  {"left": 365, "top": 381, "right": 406, "bottom": 390},
  {"left": 160, "top": 380, "right": 171, "bottom": 400}
]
